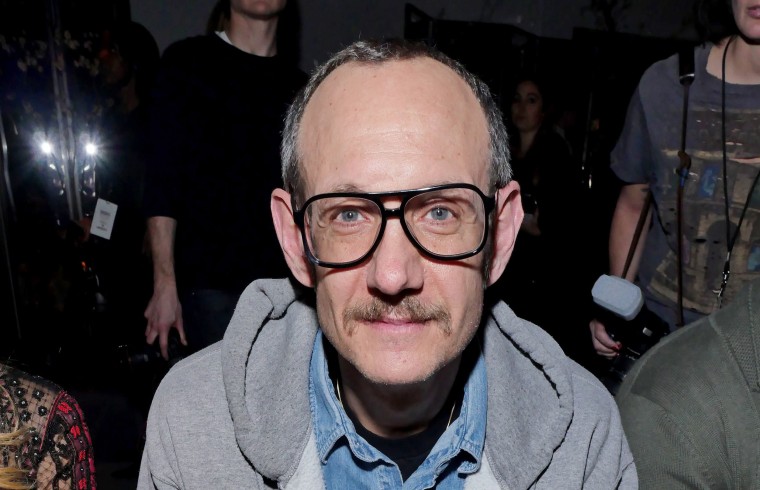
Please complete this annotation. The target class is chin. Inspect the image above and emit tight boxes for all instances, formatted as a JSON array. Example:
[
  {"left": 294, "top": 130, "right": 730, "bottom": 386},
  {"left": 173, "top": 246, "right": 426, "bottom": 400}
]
[
  {"left": 353, "top": 353, "right": 448, "bottom": 387},
  {"left": 360, "top": 370, "right": 437, "bottom": 387}
]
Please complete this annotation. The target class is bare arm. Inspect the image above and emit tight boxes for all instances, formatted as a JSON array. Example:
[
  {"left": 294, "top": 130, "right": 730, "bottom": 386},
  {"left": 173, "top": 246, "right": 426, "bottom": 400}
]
[
  {"left": 590, "top": 184, "right": 651, "bottom": 358},
  {"left": 144, "top": 216, "right": 187, "bottom": 359},
  {"left": 609, "top": 184, "right": 651, "bottom": 280}
]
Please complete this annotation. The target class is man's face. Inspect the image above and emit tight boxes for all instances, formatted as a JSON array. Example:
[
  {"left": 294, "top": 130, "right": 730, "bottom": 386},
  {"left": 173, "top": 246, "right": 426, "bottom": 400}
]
[{"left": 294, "top": 58, "right": 497, "bottom": 386}]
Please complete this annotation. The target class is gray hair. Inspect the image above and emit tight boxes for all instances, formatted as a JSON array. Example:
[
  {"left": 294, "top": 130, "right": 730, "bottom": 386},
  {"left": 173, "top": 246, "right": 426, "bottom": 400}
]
[{"left": 281, "top": 39, "right": 511, "bottom": 206}]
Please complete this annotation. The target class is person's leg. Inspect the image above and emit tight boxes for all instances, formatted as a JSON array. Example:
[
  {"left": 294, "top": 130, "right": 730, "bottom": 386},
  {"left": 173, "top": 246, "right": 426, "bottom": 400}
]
[{"left": 180, "top": 289, "right": 241, "bottom": 353}]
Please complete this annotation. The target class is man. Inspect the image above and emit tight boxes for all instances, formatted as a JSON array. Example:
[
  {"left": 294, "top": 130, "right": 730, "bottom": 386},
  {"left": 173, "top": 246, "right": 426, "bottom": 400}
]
[
  {"left": 616, "top": 276, "right": 760, "bottom": 488},
  {"left": 591, "top": 0, "right": 760, "bottom": 358},
  {"left": 139, "top": 40, "right": 636, "bottom": 489},
  {"left": 143, "top": 0, "right": 305, "bottom": 357}
]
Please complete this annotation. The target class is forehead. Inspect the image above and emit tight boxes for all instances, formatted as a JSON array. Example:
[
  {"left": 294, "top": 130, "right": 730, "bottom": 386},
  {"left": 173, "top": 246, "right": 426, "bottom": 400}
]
[
  {"left": 515, "top": 81, "right": 541, "bottom": 96},
  {"left": 298, "top": 57, "right": 491, "bottom": 195}
]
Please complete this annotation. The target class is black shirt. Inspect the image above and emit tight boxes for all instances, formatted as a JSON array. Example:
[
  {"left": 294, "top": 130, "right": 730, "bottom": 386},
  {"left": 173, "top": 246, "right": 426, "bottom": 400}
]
[{"left": 143, "top": 34, "right": 306, "bottom": 292}]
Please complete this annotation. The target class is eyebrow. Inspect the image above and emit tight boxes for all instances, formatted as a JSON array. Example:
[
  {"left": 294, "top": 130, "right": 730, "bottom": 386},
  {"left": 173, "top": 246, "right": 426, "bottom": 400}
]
[
  {"left": 326, "top": 180, "right": 461, "bottom": 194},
  {"left": 329, "top": 183, "right": 366, "bottom": 193}
]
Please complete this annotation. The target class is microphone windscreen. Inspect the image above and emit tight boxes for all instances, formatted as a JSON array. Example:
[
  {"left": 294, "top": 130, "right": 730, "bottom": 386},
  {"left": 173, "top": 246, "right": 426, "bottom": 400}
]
[{"left": 592, "top": 275, "right": 644, "bottom": 321}]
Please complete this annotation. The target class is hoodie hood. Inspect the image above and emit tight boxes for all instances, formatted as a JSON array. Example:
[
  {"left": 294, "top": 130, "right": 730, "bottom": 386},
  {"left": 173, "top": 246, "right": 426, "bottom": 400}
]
[
  {"left": 222, "top": 278, "right": 318, "bottom": 482},
  {"left": 482, "top": 300, "right": 575, "bottom": 488},
  {"left": 222, "top": 279, "right": 575, "bottom": 486}
]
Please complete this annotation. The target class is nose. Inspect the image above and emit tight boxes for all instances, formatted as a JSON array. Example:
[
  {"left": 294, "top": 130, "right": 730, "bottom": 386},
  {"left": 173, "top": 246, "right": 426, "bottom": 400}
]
[{"left": 365, "top": 218, "right": 424, "bottom": 296}]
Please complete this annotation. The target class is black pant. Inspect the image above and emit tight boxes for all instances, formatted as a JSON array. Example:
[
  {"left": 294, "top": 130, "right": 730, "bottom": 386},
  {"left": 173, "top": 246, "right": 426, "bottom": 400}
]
[{"left": 180, "top": 288, "right": 241, "bottom": 353}]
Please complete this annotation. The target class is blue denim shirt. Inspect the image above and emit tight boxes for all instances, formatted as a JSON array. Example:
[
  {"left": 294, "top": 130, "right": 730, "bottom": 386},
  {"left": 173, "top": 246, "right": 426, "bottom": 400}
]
[{"left": 309, "top": 331, "right": 486, "bottom": 489}]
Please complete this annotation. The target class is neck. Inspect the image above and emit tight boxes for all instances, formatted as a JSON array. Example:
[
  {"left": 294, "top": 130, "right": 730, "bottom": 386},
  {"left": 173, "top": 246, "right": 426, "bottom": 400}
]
[
  {"left": 337, "top": 356, "right": 461, "bottom": 439},
  {"left": 517, "top": 129, "right": 538, "bottom": 158},
  {"left": 226, "top": 10, "right": 278, "bottom": 56},
  {"left": 707, "top": 36, "right": 760, "bottom": 84}
]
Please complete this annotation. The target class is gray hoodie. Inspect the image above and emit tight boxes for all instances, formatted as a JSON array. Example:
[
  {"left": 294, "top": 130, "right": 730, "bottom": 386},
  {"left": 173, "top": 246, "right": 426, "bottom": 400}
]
[{"left": 139, "top": 278, "right": 637, "bottom": 489}]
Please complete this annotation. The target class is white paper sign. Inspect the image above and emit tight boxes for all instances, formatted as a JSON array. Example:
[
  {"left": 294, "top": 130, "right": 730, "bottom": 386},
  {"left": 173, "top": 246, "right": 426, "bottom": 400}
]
[{"left": 90, "top": 198, "right": 118, "bottom": 240}]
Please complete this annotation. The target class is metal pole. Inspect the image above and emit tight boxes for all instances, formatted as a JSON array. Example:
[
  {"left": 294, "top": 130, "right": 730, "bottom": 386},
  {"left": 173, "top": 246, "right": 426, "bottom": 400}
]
[
  {"left": 0, "top": 107, "right": 22, "bottom": 339},
  {"left": 46, "top": 0, "right": 82, "bottom": 223}
]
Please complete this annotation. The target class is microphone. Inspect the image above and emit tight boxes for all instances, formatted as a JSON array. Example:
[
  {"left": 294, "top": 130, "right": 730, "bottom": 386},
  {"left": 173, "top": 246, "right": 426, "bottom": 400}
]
[{"left": 592, "top": 274, "right": 643, "bottom": 321}]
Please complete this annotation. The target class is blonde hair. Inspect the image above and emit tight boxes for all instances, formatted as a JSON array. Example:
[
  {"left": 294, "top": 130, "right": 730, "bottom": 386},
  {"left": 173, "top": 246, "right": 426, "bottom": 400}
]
[{"left": 0, "top": 427, "right": 33, "bottom": 490}]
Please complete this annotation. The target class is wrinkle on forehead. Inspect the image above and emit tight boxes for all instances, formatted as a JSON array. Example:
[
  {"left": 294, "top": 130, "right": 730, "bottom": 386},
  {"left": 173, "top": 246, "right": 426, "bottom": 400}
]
[{"left": 298, "top": 58, "right": 491, "bottom": 195}]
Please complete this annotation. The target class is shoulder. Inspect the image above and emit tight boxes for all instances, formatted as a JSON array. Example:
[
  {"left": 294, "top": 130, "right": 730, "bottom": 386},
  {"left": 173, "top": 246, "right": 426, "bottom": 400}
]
[
  {"left": 150, "top": 344, "right": 226, "bottom": 420},
  {"left": 534, "top": 130, "right": 572, "bottom": 164},
  {"left": 285, "top": 67, "right": 309, "bottom": 92},
  {"left": 613, "top": 292, "right": 757, "bottom": 487},
  {"left": 486, "top": 301, "right": 615, "bottom": 412},
  {"left": 159, "top": 35, "right": 222, "bottom": 73},
  {"left": 614, "top": 310, "right": 741, "bottom": 441},
  {"left": 567, "top": 359, "right": 616, "bottom": 406},
  {"left": 0, "top": 364, "right": 63, "bottom": 431},
  {"left": 482, "top": 309, "right": 633, "bottom": 487},
  {"left": 636, "top": 44, "right": 713, "bottom": 101},
  {"left": 163, "top": 35, "right": 218, "bottom": 58},
  {"left": 636, "top": 50, "right": 681, "bottom": 104},
  {"left": 265, "top": 61, "right": 308, "bottom": 99},
  {"left": 536, "top": 130, "right": 569, "bottom": 152},
  {"left": 1, "top": 363, "right": 62, "bottom": 395},
  {"left": 618, "top": 314, "right": 725, "bottom": 401},
  {"left": 0, "top": 364, "right": 96, "bottom": 490}
]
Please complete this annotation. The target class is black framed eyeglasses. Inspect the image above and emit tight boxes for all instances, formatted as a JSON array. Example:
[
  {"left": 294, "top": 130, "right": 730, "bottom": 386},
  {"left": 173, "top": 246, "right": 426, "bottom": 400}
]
[{"left": 292, "top": 183, "right": 496, "bottom": 269}]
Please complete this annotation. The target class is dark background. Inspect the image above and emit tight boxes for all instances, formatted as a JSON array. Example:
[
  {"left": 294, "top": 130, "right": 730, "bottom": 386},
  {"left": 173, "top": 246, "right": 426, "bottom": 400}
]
[{"left": 1, "top": 1, "right": 699, "bottom": 487}]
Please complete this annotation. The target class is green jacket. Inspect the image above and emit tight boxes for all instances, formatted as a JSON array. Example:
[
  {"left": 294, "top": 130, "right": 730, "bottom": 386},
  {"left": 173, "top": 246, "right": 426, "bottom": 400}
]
[{"left": 617, "top": 279, "right": 760, "bottom": 488}]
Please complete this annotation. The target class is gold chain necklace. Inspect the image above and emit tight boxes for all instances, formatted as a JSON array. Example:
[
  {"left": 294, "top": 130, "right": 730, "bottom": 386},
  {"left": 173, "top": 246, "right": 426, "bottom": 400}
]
[{"left": 336, "top": 380, "right": 457, "bottom": 429}]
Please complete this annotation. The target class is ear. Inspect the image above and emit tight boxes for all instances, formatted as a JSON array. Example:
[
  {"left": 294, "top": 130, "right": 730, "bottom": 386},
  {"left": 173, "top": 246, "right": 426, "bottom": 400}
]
[
  {"left": 486, "top": 180, "right": 523, "bottom": 286},
  {"left": 271, "top": 188, "right": 315, "bottom": 288}
]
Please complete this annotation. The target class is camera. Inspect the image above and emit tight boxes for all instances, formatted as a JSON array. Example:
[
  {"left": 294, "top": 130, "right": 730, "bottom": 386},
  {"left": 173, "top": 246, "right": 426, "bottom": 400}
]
[
  {"left": 592, "top": 275, "right": 669, "bottom": 394},
  {"left": 116, "top": 330, "right": 186, "bottom": 372}
]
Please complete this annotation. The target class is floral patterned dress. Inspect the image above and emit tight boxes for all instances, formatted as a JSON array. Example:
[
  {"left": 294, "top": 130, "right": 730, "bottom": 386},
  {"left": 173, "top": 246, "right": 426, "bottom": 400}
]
[{"left": 0, "top": 365, "right": 96, "bottom": 489}]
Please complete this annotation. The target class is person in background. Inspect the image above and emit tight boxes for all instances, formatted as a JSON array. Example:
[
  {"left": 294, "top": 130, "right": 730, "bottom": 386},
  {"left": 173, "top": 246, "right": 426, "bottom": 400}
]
[
  {"left": 0, "top": 425, "right": 31, "bottom": 490},
  {"left": 590, "top": 0, "right": 760, "bottom": 359},
  {"left": 138, "top": 39, "right": 635, "bottom": 489},
  {"left": 95, "top": 21, "right": 159, "bottom": 347},
  {"left": 616, "top": 276, "right": 760, "bottom": 488},
  {"left": 498, "top": 76, "right": 589, "bottom": 360},
  {"left": 0, "top": 363, "right": 95, "bottom": 489},
  {"left": 142, "top": 0, "right": 306, "bottom": 358}
]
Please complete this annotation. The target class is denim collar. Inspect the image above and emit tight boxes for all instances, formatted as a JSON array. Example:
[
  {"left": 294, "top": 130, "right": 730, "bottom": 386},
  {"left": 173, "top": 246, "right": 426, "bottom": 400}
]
[{"left": 309, "top": 330, "right": 486, "bottom": 485}]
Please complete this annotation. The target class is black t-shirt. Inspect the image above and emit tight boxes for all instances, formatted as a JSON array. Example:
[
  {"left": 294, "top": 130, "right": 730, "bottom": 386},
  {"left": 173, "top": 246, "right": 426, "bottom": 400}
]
[
  {"left": 143, "top": 34, "right": 307, "bottom": 292},
  {"left": 346, "top": 394, "right": 461, "bottom": 481}
]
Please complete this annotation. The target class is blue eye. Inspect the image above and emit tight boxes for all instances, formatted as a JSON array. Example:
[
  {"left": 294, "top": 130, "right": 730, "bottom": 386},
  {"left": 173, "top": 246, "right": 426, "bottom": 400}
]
[
  {"left": 429, "top": 207, "right": 451, "bottom": 220},
  {"left": 338, "top": 209, "right": 361, "bottom": 222}
]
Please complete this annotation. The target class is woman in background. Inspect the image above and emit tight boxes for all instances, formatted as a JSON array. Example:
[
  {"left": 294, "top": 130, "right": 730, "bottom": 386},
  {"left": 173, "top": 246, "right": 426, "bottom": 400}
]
[
  {"left": 0, "top": 364, "right": 95, "bottom": 489},
  {"left": 0, "top": 426, "right": 30, "bottom": 489},
  {"left": 498, "top": 76, "right": 589, "bottom": 360}
]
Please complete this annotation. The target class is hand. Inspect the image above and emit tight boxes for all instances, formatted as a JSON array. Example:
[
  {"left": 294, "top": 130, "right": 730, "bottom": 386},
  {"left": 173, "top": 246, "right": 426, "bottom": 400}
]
[
  {"left": 144, "top": 280, "right": 187, "bottom": 359},
  {"left": 589, "top": 318, "right": 621, "bottom": 359}
]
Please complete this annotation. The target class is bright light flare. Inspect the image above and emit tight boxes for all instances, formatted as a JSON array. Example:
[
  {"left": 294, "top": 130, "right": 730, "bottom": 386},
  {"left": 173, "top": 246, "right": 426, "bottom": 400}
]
[
  {"left": 40, "top": 141, "right": 53, "bottom": 155},
  {"left": 85, "top": 142, "right": 97, "bottom": 156}
]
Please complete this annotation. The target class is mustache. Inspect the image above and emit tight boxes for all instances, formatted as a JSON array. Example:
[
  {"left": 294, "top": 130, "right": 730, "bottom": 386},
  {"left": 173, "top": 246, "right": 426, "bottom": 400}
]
[{"left": 343, "top": 296, "right": 452, "bottom": 334}]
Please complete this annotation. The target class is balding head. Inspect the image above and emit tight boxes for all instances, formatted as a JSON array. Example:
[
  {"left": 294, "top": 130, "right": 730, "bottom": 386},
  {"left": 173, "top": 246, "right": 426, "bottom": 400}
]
[{"left": 280, "top": 39, "right": 511, "bottom": 207}]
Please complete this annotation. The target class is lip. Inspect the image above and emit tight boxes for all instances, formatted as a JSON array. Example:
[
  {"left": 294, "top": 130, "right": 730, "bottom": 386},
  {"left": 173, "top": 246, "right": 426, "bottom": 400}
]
[
  {"left": 363, "top": 318, "right": 428, "bottom": 333},
  {"left": 749, "top": 5, "right": 760, "bottom": 19}
]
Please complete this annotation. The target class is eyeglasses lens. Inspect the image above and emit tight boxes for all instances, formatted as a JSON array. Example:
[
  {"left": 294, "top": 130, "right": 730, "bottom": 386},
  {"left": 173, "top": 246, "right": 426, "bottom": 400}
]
[{"left": 303, "top": 186, "right": 487, "bottom": 265}]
